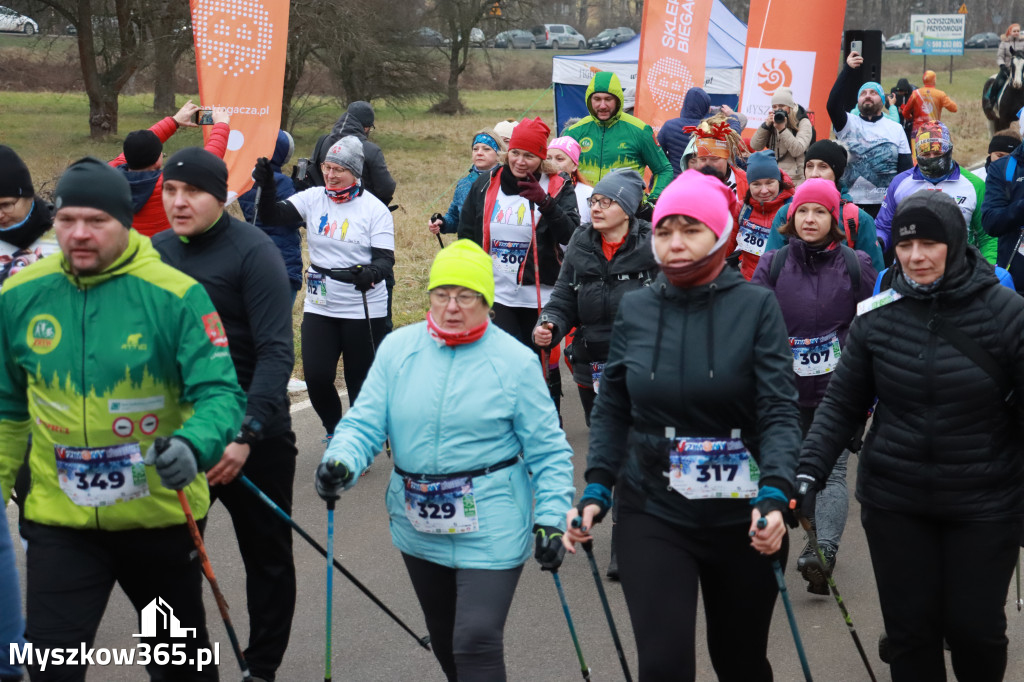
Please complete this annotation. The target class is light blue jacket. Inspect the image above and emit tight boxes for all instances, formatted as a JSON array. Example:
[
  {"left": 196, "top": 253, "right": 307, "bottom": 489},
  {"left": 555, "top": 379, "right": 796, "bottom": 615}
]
[{"left": 324, "top": 321, "right": 576, "bottom": 570}]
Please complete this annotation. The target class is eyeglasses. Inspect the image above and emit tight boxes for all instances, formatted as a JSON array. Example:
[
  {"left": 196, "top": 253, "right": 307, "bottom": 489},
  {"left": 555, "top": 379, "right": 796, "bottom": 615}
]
[
  {"left": 429, "top": 290, "right": 484, "bottom": 308},
  {"left": 587, "top": 196, "right": 615, "bottom": 209},
  {"left": 0, "top": 199, "right": 20, "bottom": 215},
  {"left": 320, "top": 163, "right": 349, "bottom": 176}
]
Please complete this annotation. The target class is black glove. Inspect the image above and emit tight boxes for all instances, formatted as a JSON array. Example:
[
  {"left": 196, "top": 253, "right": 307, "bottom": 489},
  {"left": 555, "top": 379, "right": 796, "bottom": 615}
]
[
  {"left": 350, "top": 265, "right": 376, "bottom": 292},
  {"left": 252, "top": 157, "right": 274, "bottom": 188},
  {"left": 635, "top": 200, "right": 654, "bottom": 222},
  {"left": 534, "top": 524, "right": 566, "bottom": 571},
  {"left": 144, "top": 437, "right": 198, "bottom": 490},
  {"left": 794, "top": 470, "right": 822, "bottom": 520},
  {"left": 315, "top": 460, "right": 353, "bottom": 501},
  {"left": 517, "top": 175, "right": 551, "bottom": 210}
]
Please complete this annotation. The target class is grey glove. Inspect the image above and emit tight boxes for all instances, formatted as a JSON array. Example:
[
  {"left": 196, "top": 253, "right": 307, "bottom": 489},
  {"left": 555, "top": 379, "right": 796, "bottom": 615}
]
[{"left": 144, "top": 437, "right": 198, "bottom": 490}]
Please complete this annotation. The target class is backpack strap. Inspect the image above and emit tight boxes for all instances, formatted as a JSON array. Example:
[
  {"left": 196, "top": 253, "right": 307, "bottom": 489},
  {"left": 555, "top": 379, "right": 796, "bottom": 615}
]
[
  {"left": 840, "top": 244, "right": 861, "bottom": 292},
  {"left": 841, "top": 201, "right": 859, "bottom": 249},
  {"left": 768, "top": 245, "right": 789, "bottom": 286}
]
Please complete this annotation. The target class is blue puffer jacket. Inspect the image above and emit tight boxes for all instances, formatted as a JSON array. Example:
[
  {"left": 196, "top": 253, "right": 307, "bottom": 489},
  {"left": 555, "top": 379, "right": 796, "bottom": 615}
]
[
  {"left": 440, "top": 165, "right": 490, "bottom": 234},
  {"left": 238, "top": 131, "right": 303, "bottom": 290},
  {"left": 324, "top": 321, "right": 576, "bottom": 569},
  {"left": 657, "top": 89, "right": 711, "bottom": 177}
]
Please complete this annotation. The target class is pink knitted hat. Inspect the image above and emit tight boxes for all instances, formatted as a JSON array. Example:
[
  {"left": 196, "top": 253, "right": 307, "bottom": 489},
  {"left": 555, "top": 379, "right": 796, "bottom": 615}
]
[
  {"left": 547, "top": 136, "right": 581, "bottom": 166},
  {"left": 652, "top": 169, "right": 735, "bottom": 238},
  {"left": 787, "top": 178, "right": 842, "bottom": 225}
]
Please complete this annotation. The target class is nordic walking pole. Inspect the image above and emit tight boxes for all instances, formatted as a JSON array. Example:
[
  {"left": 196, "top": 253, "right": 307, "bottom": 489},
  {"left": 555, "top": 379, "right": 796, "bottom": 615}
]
[
  {"left": 1017, "top": 552, "right": 1022, "bottom": 612},
  {"left": 251, "top": 186, "right": 262, "bottom": 227},
  {"left": 530, "top": 206, "right": 549, "bottom": 379},
  {"left": 430, "top": 213, "right": 445, "bottom": 249},
  {"left": 356, "top": 280, "right": 391, "bottom": 458},
  {"left": 550, "top": 569, "right": 592, "bottom": 681},
  {"left": 238, "top": 476, "right": 430, "bottom": 650},
  {"left": 757, "top": 516, "right": 812, "bottom": 682},
  {"left": 324, "top": 492, "right": 337, "bottom": 681},
  {"left": 572, "top": 518, "right": 632, "bottom": 681},
  {"left": 793, "top": 510, "right": 877, "bottom": 681}
]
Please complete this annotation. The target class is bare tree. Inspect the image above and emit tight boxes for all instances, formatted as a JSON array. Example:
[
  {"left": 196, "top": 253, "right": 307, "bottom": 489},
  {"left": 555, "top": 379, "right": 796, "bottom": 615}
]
[
  {"left": 432, "top": 0, "right": 499, "bottom": 113},
  {"left": 146, "top": 0, "right": 192, "bottom": 115}
]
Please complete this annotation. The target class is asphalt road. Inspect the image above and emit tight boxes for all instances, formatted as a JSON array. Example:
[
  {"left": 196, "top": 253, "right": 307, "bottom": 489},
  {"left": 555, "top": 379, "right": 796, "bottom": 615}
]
[{"left": 9, "top": 371, "right": 1024, "bottom": 681}]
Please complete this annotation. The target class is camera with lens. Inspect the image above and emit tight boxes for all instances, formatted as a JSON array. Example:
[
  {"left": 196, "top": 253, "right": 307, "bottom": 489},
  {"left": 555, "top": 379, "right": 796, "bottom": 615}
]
[{"left": 773, "top": 110, "right": 787, "bottom": 124}]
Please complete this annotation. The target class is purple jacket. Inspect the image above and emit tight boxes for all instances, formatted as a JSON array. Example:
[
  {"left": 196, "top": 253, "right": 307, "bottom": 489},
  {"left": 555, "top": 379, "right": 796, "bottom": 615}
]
[{"left": 752, "top": 239, "right": 876, "bottom": 407}]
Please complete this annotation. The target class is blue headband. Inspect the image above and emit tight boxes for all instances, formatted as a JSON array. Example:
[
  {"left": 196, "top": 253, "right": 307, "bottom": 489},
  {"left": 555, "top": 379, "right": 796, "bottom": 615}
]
[
  {"left": 473, "top": 134, "right": 499, "bottom": 152},
  {"left": 859, "top": 82, "right": 885, "bottom": 101}
]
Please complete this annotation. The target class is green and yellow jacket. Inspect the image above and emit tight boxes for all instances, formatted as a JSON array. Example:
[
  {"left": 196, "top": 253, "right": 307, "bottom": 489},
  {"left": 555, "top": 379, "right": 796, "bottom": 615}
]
[
  {"left": 0, "top": 230, "right": 246, "bottom": 530},
  {"left": 565, "top": 72, "right": 674, "bottom": 201}
]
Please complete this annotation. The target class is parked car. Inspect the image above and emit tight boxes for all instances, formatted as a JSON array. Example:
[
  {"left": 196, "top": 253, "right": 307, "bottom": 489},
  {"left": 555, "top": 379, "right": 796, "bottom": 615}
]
[
  {"left": 414, "top": 27, "right": 448, "bottom": 47},
  {"left": 0, "top": 6, "right": 37, "bottom": 35},
  {"left": 531, "top": 24, "right": 586, "bottom": 49},
  {"left": 588, "top": 26, "right": 635, "bottom": 49},
  {"left": 965, "top": 32, "right": 1000, "bottom": 49},
  {"left": 885, "top": 32, "right": 911, "bottom": 49},
  {"left": 469, "top": 27, "right": 485, "bottom": 47},
  {"left": 492, "top": 29, "right": 535, "bottom": 49}
]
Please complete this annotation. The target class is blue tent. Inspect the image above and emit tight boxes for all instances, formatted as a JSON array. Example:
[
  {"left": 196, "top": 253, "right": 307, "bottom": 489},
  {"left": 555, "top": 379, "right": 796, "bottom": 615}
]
[{"left": 551, "top": 0, "right": 747, "bottom": 134}]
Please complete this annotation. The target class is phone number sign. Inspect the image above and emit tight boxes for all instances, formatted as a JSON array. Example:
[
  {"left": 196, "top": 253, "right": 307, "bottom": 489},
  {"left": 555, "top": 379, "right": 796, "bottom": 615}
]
[{"left": 909, "top": 14, "right": 965, "bottom": 56}]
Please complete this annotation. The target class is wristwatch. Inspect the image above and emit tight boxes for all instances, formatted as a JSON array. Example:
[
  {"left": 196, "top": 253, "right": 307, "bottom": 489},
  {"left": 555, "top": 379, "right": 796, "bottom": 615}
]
[{"left": 234, "top": 416, "right": 263, "bottom": 445}]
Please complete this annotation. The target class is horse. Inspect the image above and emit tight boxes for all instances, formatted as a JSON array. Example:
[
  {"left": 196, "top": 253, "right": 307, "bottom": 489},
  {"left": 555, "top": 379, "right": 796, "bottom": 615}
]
[{"left": 984, "top": 49, "right": 1024, "bottom": 134}]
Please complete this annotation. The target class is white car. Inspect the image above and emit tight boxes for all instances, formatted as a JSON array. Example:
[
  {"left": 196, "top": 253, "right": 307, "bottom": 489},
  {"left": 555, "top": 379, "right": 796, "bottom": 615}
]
[
  {"left": 0, "top": 6, "right": 37, "bottom": 35},
  {"left": 885, "top": 32, "right": 911, "bottom": 49}
]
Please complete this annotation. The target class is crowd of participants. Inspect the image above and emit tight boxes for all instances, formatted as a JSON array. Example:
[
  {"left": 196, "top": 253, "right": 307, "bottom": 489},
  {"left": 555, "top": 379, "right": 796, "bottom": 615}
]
[{"left": 3, "top": 32, "right": 1024, "bottom": 682}]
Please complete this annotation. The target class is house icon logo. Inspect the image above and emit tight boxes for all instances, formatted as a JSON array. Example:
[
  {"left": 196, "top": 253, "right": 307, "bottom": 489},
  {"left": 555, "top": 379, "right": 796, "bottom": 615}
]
[{"left": 133, "top": 597, "right": 197, "bottom": 638}]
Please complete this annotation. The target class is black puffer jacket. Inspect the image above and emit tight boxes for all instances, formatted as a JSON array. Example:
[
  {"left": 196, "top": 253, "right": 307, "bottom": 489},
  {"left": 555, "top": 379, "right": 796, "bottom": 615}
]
[
  {"left": 800, "top": 191, "right": 1024, "bottom": 521},
  {"left": 540, "top": 217, "right": 655, "bottom": 387},
  {"left": 457, "top": 165, "right": 580, "bottom": 286},
  {"left": 586, "top": 266, "right": 801, "bottom": 529}
]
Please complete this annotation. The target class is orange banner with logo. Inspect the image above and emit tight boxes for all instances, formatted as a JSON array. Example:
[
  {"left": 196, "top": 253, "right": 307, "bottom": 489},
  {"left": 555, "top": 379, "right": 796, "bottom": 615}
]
[
  {"left": 191, "top": 0, "right": 289, "bottom": 202},
  {"left": 739, "top": 0, "right": 847, "bottom": 143},
  {"left": 635, "top": 0, "right": 714, "bottom": 134}
]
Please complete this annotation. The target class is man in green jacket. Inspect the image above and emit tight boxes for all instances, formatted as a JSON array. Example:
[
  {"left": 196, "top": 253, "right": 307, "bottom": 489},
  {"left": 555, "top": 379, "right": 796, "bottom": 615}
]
[
  {"left": 565, "top": 71, "right": 674, "bottom": 205},
  {"left": 0, "top": 157, "right": 246, "bottom": 681}
]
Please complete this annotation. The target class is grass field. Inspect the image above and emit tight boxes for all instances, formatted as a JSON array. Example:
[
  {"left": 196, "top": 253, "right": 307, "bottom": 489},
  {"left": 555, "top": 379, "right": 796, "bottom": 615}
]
[{"left": 0, "top": 44, "right": 1008, "bottom": 378}]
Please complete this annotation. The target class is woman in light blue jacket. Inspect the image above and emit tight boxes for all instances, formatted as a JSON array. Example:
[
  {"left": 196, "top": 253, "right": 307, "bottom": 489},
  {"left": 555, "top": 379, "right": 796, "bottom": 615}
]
[{"left": 315, "top": 239, "right": 575, "bottom": 682}]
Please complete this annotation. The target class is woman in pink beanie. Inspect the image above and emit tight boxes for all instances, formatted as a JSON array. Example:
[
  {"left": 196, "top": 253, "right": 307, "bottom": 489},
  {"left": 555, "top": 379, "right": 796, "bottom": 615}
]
[
  {"left": 547, "top": 136, "right": 593, "bottom": 223},
  {"left": 751, "top": 177, "right": 876, "bottom": 596},
  {"left": 563, "top": 169, "right": 802, "bottom": 679}
]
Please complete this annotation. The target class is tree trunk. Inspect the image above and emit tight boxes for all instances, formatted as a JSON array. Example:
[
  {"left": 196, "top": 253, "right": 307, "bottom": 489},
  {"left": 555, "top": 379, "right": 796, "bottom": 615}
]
[
  {"left": 87, "top": 90, "right": 120, "bottom": 138},
  {"left": 152, "top": 50, "right": 178, "bottom": 115}
]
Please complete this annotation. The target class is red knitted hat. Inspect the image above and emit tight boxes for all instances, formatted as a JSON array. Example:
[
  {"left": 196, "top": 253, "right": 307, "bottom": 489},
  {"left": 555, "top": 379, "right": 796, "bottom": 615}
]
[{"left": 508, "top": 117, "right": 550, "bottom": 159}]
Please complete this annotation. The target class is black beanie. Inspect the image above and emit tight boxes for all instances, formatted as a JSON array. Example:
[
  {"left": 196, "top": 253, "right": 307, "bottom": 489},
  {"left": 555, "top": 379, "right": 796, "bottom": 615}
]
[
  {"left": 988, "top": 134, "right": 1019, "bottom": 156},
  {"left": 123, "top": 130, "right": 163, "bottom": 169},
  {"left": 891, "top": 204, "right": 948, "bottom": 246},
  {"left": 55, "top": 157, "right": 134, "bottom": 228},
  {"left": 804, "top": 140, "right": 848, "bottom": 180},
  {"left": 163, "top": 147, "right": 228, "bottom": 202},
  {"left": 0, "top": 145, "right": 34, "bottom": 198}
]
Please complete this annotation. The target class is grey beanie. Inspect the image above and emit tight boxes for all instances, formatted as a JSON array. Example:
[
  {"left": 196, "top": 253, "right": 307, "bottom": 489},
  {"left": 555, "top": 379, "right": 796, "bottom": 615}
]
[
  {"left": 324, "top": 136, "right": 364, "bottom": 178},
  {"left": 347, "top": 101, "right": 375, "bottom": 128},
  {"left": 593, "top": 168, "right": 645, "bottom": 217}
]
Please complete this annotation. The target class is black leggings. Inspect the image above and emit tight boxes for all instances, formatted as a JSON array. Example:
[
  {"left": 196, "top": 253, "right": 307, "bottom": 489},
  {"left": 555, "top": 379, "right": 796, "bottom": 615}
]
[
  {"left": 402, "top": 553, "right": 523, "bottom": 682},
  {"left": 862, "top": 506, "right": 1019, "bottom": 682},
  {"left": 616, "top": 507, "right": 786, "bottom": 681},
  {"left": 492, "top": 302, "right": 562, "bottom": 411},
  {"left": 301, "top": 312, "right": 386, "bottom": 434}
]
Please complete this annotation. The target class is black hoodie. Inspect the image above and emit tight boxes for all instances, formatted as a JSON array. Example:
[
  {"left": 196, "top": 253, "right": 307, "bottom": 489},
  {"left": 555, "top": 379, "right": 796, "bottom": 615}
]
[
  {"left": 585, "top": 266, "right": 801, "bottom": 529},
  {"left": 801, "top": 191, "right": 1024, "bottom": 520}
]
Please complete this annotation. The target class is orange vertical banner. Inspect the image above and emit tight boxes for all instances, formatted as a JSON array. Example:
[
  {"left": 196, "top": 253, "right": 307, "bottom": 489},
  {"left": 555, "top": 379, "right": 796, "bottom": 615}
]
[
  {"left": 739, "top": 0, "right": 847, "bottom": 144},
  {"left": 635, "top": 0, "right": 714, "bottom": 134},
  {"left": 190, "top": 0, "right": 289, "bottom": 202}
]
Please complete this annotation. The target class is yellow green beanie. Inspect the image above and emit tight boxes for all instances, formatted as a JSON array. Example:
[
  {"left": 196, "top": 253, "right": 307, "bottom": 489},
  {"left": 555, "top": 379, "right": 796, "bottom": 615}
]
[{"left": 428, "top": 239, "right": 495, "bottom": 306}]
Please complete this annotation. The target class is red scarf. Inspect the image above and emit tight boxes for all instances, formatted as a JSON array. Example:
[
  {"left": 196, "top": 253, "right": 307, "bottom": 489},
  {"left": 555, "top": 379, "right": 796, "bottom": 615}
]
[
  {"left": 660, "top": 247, "right": 727, "bottom": 288},
  {"left": 426, "top": 312, "right": 489, "bottom": 346}
]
